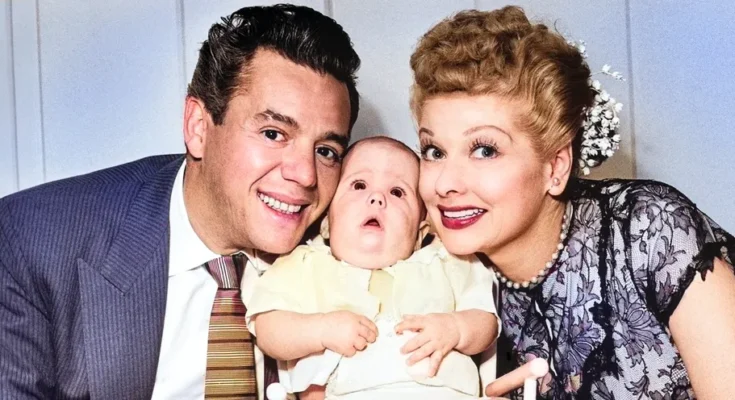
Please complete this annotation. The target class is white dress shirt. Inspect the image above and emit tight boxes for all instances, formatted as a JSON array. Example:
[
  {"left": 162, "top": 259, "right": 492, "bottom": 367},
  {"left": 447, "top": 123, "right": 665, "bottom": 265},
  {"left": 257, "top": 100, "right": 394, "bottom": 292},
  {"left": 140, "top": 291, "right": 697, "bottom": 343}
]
[{"left": 151, "top": 162, "right": 270, "bottom": 400}]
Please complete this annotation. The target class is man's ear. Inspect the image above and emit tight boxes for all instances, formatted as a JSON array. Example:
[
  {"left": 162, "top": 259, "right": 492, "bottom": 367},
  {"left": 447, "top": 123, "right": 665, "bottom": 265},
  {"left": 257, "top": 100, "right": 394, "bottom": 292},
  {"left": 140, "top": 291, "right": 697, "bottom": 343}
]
[
  {"left": 183, "top": 96, "right": 209, "bottom": 159},
  {"left": 320, "top": 215, "right": 330, "bottom": 239},
  {"left": 547, "top": 144, "right": 573, "bottom": 196}
]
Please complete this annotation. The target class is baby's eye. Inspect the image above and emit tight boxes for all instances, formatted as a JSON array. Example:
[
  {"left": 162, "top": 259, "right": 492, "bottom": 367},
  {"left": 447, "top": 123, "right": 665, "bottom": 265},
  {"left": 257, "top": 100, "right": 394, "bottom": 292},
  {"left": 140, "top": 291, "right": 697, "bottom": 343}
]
[
  {"left": 352, "top": 181, "right": 366, "bottom": 190},
  {"left": 390, "top": 188, "right": 405, "bottom": 198}
]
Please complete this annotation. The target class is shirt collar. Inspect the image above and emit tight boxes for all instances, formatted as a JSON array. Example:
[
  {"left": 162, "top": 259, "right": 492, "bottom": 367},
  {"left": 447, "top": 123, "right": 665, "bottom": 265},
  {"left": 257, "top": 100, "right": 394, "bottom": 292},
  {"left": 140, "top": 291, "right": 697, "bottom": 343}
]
[
  {"left": 168, "top": 161, "right": 219, "bottom": 276},
  {"left": 237, "top": 248, "right": 271, "bottom": 276}
]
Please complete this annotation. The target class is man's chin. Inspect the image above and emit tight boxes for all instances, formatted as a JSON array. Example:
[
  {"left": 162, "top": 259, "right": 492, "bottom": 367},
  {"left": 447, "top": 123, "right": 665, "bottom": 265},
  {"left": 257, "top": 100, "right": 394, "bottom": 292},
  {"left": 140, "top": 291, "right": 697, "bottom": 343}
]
[{"left": 252, "top": 234, "right": 303, "bottom": 256}]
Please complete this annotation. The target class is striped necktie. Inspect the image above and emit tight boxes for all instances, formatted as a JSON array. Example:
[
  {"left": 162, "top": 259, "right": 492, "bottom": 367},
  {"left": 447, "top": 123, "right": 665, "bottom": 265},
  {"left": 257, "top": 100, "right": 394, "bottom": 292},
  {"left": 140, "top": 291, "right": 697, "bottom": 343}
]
[{"left": 204, "top": 254, "right": 257, "bottom": 399}]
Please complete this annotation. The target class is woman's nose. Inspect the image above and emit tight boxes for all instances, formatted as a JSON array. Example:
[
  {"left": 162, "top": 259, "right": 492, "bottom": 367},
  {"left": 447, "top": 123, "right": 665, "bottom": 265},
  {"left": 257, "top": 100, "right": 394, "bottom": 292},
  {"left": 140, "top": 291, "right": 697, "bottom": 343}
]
[{"left": 435, "top": 161, "right": 466, "bottom": 197}]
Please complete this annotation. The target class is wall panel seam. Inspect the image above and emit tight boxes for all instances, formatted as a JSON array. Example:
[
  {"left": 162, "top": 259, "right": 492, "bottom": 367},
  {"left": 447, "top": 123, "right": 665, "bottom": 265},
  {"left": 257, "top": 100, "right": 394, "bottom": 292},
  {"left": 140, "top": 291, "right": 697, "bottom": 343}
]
[
  {"left": 34, "top": 0, "right": 47, "bottom": 182},
  {"left": 8, "top": 1, "right": 19, "bottom": 191},
  {"left": 624, "top": 0, "right": 637, "bottom": 178},
  {"left": 176, "top": 0, "right": 188, "bottom": 95}
]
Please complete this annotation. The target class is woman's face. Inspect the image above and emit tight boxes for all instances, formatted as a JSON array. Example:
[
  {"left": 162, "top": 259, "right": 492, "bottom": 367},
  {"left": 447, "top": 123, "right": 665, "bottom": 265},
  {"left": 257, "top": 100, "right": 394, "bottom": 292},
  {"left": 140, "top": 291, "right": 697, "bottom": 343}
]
[{"left": 418, "top": 92, "right": 555, "bottom": 257}]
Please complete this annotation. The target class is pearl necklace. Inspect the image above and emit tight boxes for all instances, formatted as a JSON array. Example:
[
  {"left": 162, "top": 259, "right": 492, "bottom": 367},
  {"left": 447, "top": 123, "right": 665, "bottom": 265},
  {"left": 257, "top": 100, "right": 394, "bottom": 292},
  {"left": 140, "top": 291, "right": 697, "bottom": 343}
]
[{"left": 491, "top": 202, "right": 573, "bottom": 290}]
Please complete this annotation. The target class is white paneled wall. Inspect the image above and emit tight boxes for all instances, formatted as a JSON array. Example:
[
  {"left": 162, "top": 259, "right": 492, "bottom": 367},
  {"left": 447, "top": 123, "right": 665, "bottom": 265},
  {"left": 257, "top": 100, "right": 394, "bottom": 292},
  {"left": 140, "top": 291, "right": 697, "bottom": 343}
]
[
  {"left": 9, "top": 0, "right": 45, "bottom": 193},
  {"left": 0, "top": 2, "right": 16, "bottom": 196},
  {"left": 2, "top": 0, "right": 732, "bottom": 230},
  {"left": 37, "top": 0, "right": 186, "bottom": 183},
  {"left": 629, "top": 2, "right": 735, "bottom": 230},
  {"left": 332, "top": 0, "right": 475, "bottom": 146}
]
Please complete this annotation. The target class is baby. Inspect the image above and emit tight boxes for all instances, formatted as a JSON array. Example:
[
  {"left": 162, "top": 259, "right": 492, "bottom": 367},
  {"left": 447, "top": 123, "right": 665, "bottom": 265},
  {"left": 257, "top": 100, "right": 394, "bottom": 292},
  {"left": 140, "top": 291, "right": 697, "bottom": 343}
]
[{"left": 247, "top": 137, "right": 499, "bottom": 400}]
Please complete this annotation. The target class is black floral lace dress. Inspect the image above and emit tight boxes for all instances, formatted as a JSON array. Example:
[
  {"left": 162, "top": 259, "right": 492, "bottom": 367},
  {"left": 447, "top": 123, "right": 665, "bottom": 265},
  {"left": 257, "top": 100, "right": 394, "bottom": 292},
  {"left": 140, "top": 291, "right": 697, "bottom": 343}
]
[{"left": 498, "top": 179, "right": 735, "bottom": 399}]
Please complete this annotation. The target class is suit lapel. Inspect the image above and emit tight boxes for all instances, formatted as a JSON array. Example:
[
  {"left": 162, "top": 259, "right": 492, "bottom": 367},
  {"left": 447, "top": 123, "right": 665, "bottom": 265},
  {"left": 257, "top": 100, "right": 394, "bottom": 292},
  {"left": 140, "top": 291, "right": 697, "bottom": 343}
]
[{"left": 79, "top": 156, "right": 182, "bottom": 399}]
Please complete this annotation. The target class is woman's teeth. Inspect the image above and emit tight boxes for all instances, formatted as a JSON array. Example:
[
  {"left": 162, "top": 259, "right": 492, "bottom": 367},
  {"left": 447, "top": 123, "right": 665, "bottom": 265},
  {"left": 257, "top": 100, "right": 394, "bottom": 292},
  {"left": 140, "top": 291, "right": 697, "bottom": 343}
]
[{"left": 442, "top": 209, "right": 485, "bottom": 219}]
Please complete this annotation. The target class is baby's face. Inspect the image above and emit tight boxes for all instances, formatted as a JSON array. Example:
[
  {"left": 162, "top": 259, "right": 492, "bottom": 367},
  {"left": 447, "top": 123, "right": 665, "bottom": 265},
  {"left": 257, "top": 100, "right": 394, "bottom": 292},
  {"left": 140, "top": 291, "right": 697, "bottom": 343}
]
[{"left": 328, "top": 141, "right": 423, "bottom": 269}]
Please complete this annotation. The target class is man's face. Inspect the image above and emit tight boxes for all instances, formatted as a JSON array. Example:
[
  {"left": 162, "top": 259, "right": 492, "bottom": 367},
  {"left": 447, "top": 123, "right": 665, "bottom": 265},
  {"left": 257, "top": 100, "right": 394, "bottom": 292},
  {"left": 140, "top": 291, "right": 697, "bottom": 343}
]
[{"left": 188, "top": 49, "right": 352, "bottom": 255}]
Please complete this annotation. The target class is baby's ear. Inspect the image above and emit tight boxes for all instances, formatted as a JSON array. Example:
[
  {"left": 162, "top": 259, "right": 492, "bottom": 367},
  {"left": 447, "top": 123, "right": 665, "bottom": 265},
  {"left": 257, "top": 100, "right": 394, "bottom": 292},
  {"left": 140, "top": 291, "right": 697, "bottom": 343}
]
[{"left": 414, "top": 219, "right": 433, "bottom": 251}]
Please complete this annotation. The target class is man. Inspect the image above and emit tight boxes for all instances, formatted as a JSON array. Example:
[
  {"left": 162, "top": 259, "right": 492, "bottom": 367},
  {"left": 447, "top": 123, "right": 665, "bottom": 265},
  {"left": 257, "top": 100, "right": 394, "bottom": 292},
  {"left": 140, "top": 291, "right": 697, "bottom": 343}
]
[{"left": 0, "top": 4, "right": 359, "bottom": 399}]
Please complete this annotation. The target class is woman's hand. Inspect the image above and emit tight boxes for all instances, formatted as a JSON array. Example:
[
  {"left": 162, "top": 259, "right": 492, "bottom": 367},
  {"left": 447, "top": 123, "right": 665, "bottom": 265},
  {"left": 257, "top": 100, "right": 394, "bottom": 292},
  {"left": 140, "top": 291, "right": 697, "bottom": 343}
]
[{"left": 485, "top": 358, "right": 549, "bottom": 398}]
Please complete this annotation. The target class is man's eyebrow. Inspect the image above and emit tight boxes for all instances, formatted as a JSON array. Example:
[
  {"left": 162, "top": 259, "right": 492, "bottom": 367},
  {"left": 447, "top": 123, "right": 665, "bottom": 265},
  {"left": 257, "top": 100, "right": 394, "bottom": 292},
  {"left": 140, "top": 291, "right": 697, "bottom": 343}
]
[
  {"left": 324, "top": 132, "right": 349, "bottom": 150},
  {"left": 255, "top": 109, "right": 348, "bottom": 150},
  {"left": 255, "top": 109, "right": 299, "bottom": 128}
]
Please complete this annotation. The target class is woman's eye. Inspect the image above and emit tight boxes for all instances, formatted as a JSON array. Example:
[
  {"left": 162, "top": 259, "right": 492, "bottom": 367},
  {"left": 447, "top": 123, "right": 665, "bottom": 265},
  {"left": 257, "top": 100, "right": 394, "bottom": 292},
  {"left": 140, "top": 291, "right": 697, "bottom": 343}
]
[
  {"left": 353, "top": 181, "right": 366, "bottom": 190},
  {"left": 421, "top": 146, "right": 444, "bottom": 161},
  {"left": 262, "top": 129, "right": 285, "bottom": 142},
  {"left": 390, "top": 188, "right": 404, "bottom": 198},
  {"left": 471, "top": 145, "right": 498, "bottom": 159}
]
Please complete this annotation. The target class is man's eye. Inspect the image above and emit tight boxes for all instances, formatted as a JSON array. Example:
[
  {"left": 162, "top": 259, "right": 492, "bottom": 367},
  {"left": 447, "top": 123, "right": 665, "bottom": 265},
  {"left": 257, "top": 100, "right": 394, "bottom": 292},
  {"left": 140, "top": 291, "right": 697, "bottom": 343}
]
[
  {"left": 262, "top": 129, "right": 285, "bottom": 141},
  {"left": 316, "top": 146, "right": 339, "bottom": 161},
  {"left": 390, "top": 188, "right": 404, "bottom": 198}
]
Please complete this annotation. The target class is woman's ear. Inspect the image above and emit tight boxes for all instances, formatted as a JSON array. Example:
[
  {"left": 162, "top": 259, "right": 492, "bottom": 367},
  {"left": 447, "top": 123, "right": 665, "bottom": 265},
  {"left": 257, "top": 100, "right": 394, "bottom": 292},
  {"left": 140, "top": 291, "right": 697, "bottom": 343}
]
[{"left": 548, "top": 144, "right": 573, "bottom": 196}]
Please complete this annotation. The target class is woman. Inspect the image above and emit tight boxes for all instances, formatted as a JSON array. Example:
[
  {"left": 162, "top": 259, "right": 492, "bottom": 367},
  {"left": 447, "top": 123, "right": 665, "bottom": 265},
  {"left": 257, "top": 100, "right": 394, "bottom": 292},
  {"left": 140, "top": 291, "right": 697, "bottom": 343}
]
[{"left": 410, "top": 6, "right": 735, "bottom": 399}]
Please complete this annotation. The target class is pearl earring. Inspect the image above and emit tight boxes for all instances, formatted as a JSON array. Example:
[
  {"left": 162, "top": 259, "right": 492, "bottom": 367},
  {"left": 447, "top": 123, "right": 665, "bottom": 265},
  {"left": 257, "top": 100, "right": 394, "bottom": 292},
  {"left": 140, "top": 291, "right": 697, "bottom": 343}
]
[{"left": 552, "top": 177, "right": 561, "bottom": 186}]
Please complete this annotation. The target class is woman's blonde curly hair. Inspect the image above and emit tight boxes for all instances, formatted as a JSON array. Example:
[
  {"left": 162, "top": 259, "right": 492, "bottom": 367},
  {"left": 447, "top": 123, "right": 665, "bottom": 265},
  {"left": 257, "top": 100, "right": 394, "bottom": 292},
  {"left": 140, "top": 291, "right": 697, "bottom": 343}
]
[{"left": 410, "top": 6, "right": 594, "bottom": 161}]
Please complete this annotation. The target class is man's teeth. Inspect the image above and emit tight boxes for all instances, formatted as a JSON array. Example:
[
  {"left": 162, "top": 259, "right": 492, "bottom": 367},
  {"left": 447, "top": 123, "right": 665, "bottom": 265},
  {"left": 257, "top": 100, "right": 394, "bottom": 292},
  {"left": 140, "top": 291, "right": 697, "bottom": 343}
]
[
  {"left": 258, "top": 193, "right": 303, "bottom": 214},
  {"left": 442, "top": 209, "right": 485, "bottom": 219}
]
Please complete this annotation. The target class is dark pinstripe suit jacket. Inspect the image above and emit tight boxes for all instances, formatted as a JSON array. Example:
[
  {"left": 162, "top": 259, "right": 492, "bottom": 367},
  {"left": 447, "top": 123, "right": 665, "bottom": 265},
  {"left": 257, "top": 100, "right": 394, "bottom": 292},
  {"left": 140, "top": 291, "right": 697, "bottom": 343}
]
[{"left": 0, "top": 155, "right": 184, "bottom": 399}]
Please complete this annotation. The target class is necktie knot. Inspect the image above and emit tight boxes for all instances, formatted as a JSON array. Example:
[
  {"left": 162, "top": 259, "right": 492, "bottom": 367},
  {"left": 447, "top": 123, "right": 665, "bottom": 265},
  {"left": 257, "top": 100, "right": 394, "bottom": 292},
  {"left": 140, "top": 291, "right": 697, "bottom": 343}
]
[{"left": 204, "top": 254, "right": 245, "bottom": 289}]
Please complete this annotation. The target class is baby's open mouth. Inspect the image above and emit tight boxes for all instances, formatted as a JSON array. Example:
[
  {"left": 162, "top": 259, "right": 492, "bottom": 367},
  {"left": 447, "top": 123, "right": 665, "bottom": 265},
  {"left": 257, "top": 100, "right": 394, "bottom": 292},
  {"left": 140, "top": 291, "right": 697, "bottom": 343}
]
[{"left": 363, "top": 217, "right": 382, "bottom": 228}]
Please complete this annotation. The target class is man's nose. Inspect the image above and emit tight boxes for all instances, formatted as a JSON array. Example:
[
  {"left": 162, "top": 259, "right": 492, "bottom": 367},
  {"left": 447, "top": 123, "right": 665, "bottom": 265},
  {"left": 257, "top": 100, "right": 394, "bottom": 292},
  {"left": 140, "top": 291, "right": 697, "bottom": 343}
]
[{"left": 281, "top": 144, "right": 317, "bottom": 188}]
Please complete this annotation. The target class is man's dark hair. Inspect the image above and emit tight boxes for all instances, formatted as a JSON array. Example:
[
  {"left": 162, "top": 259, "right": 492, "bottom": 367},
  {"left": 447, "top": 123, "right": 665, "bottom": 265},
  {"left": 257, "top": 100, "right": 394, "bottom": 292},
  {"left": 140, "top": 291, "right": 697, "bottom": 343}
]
[{"left": 187, "top": 4, "right": 360, "bottom": 130}]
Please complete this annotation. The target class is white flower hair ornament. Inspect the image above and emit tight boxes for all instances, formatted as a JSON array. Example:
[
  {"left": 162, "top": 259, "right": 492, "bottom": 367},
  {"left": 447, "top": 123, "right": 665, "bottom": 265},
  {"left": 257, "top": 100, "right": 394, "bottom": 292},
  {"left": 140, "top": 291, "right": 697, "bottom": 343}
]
[{"left": 569, "top": 40, "right": 625, "bottom": 176}]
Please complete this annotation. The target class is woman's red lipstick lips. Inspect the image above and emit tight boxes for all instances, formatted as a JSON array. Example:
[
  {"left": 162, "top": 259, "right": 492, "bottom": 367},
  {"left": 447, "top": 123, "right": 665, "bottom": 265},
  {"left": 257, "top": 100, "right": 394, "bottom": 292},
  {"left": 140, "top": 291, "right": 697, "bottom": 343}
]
[{"left": 438, "top": 205, "right": 486, "bottom": 230}]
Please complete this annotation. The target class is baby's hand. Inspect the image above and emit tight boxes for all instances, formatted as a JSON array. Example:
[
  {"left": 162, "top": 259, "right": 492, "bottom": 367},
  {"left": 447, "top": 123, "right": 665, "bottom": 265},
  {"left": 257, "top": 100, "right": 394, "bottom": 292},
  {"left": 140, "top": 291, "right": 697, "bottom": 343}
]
[
  {"left": 319, "top": 311, "right": 378, "bottom": 357},
  {"left": 395, "top": 313, "right": 460, "bottom": 377}
]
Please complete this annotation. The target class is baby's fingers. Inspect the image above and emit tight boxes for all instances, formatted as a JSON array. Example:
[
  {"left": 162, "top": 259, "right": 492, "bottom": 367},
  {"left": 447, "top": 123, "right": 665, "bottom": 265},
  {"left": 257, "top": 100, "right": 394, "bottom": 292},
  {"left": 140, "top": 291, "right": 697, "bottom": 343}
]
[
  {"left": 358, "top": 316, "right": 378, "bottom": 336},
  {"left": 353, "top": 335, "right": 368, "bottom": 352},
  {"left": 395, "top": 315, "right": 424, "bottom": 334},
  {"left": 406, "top": 341, "right": 436, "bottom": 365},
  {"left": 400, "top": 331, "right": 430, "bottom": 354},
  {"left": 358, "top": 323, "right": 377, "bottom": 343},
  {"left": 428, "top": 350, "right": 444, "bottom": 377}
]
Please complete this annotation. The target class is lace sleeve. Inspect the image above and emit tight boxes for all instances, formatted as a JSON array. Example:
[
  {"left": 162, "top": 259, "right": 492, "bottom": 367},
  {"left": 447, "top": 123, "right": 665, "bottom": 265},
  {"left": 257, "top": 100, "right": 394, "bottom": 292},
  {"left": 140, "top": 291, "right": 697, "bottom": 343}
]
[{"left": 626, "top": 181, "right": 735, "bottom": 325}]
